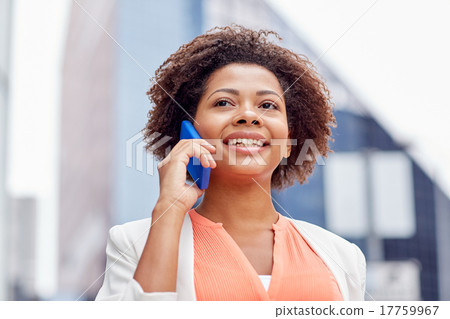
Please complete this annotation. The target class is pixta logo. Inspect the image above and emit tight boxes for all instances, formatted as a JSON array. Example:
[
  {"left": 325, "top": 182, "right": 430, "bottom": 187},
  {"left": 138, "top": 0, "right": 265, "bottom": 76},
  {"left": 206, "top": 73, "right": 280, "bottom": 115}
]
[
  {"left": 126, "top": 131, "right": 172, "bottom": 175},
  {"left": 126, "top": 132, "right": 325, "bottom": 175}
]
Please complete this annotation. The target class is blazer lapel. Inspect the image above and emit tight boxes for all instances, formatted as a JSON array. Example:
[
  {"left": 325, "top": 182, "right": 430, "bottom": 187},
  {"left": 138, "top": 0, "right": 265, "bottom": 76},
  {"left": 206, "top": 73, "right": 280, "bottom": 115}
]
[
  {"left": 176, "top": 213, "right": 196, "bottom": 300},
  {"left": 288, "top": 218, "right": 350, "bottom": 301}
]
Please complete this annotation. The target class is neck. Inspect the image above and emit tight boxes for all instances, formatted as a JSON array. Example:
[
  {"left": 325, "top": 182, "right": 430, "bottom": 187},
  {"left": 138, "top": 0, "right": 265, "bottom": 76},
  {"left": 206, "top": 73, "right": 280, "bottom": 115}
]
[{"left": 194, "top": 173, "right": 278, "bottom": 230}]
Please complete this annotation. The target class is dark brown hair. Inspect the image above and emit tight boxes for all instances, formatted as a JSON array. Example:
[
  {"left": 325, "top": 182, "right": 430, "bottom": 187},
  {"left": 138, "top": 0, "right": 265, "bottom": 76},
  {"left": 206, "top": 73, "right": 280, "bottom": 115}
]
[{"left": 144, "top": 24, "right": 336, "bottom": 189}]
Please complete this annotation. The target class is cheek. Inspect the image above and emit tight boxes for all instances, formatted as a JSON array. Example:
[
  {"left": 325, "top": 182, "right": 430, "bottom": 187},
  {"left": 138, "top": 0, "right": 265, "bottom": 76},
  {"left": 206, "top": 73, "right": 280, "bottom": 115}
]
[
  {"left": 195, "top": 111, "right": 227, "bottom": 136},
  {"left": 269, "top": 120, "right": 291, "bottom": 158},
  {"left": 269, "top": 118, "right": 290, "bottom": 138},
  {"left": 194, "top": 120, "right": 222, "bottom": 147}
]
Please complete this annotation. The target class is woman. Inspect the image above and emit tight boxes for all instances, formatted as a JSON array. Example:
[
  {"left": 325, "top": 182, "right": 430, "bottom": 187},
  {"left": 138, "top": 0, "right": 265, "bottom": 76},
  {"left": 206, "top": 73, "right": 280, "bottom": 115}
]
[{"left": 96, "top": 25, "right": 366, "bottom": 301}]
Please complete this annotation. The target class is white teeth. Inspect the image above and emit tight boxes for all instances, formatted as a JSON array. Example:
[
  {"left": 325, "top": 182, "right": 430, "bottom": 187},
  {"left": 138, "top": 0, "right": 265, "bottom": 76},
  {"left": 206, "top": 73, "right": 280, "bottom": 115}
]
[{"left": 227, "top": 138, "right": 264, "bottom": 147}]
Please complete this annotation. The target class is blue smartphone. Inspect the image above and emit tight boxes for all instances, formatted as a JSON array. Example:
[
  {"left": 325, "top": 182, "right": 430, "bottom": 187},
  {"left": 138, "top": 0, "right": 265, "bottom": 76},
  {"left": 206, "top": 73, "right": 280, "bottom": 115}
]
[{"left": 180, "top": 120, "right": 211, "bottom": 189}]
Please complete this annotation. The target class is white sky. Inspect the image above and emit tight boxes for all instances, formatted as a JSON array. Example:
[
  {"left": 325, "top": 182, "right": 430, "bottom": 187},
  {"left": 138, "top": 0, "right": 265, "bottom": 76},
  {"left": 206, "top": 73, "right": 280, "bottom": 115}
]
[
  {"left": 267, "top": 0, "right": 450, "bottom": 196},
  {"left": 8, "top": 0, "right": 71, "bottom": 298}
]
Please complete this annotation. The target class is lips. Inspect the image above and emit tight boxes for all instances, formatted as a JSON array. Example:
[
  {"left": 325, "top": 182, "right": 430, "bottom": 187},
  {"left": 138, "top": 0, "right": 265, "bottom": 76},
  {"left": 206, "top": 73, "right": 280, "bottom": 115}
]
[
  {"left": 221, "top": 131, "right": 269, "bottom": 155},
  {"left": 223, "top": 131, "right": 268, "bottom": 146}
]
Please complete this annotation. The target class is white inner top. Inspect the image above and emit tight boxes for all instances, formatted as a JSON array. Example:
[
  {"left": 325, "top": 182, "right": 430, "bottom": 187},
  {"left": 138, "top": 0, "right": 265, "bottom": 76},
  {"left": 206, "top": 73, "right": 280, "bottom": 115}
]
[{"left": 258, "top": 275, "right": 272, "bottom": 291}]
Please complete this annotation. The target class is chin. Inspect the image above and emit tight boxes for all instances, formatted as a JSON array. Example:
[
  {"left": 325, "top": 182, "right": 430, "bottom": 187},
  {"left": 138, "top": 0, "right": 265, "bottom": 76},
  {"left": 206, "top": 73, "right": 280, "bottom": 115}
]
[{"left": 212, "top": 163, "right": 275, "bottom": 180}]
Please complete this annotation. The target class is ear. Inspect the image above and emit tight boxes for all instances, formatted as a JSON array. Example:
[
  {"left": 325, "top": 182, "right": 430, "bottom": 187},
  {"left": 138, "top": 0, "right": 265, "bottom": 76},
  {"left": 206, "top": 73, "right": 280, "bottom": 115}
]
[
  {"left": 284, "top": 132, "right": 292, "bottom": 158},
  {"left": 286, "top": 144, "right": 291, "bottom": 158}
]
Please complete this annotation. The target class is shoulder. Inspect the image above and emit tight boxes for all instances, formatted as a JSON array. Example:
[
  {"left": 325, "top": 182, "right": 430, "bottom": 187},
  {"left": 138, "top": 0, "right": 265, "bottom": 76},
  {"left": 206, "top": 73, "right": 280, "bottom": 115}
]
[
  {"left": 287, "top": 218, "right": 366, "bottom": 276},
  {"left": 107, "top": 218, "right": 153, "bottom": 259},
  {"left": 110, "top": 218, "right": 153, "bottom": 237},
  {"left": 288, "top": 219, "right": 354, "bottom": 248},
  {"left": 106, "top": 215, "right": 193, "bottom": 260},
  {"left": 288, "top": 218, "right": 364, "bottom": 260}
]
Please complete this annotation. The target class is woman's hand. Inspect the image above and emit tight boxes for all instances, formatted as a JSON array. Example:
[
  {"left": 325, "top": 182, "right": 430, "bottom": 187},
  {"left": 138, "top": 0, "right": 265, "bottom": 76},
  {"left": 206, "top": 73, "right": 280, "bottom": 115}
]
[
  {"left": 134, "top": 139, "right": 216, "bottom": 293},
  {"left": 155, "top": 138, "right": 216, "bottom": 215}
]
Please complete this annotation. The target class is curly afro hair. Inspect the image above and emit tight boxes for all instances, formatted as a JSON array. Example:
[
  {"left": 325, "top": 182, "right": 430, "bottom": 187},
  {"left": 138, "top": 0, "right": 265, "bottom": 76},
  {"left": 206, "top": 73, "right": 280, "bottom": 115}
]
[{"left": 143, "top": 24, "right": 336, "bottom": 190}]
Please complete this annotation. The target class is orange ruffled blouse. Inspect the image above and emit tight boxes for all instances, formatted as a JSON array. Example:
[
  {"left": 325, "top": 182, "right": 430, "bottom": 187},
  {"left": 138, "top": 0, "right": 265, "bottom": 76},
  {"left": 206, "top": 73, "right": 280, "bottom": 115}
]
[{"left": 188, "top": 208, "right": 343, "bottom": 301}]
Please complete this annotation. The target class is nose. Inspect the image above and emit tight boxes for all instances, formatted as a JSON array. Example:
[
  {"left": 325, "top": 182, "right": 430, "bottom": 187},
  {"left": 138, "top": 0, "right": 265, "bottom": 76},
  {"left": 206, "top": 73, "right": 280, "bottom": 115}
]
[{"left": 232, "top": 107, "right": 263, "bottom": 127}]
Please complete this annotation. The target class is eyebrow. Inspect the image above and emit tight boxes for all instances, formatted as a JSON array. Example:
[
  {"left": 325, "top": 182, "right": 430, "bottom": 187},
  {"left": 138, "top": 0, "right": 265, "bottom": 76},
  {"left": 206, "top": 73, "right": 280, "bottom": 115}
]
[{"left": 207, "top": 88, "right": 283, "bottom": 101}]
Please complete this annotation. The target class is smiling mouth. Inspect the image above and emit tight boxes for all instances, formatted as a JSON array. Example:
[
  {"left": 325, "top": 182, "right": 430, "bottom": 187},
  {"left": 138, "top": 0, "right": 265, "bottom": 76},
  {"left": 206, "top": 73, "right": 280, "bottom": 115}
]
[{"left": 224, "top": 138, "right": 269, "bottom": 147}]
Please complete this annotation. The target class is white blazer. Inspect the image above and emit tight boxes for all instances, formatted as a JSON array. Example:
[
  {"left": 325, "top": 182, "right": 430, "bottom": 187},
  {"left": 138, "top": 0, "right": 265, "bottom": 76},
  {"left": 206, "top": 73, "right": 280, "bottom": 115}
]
[{"left": 96, "top": 214, "right": 366, "bottom": 301}]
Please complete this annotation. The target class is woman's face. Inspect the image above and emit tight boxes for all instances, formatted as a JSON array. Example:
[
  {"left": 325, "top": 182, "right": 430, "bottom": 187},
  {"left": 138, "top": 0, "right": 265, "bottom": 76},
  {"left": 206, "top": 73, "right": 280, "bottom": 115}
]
[{"left": 194, "top": 63, "right": 291, "bottom": 182}]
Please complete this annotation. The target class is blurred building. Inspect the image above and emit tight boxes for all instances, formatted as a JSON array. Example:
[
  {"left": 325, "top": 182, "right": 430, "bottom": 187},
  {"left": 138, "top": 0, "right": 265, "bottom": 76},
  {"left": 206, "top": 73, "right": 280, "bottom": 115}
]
[
  {"left": 59, "top": 0, "right": 116, "bottom": 299},
  {"left": 0, "top": 0, "right": 12, "bottom": 301},
  {"left": 26, "top": 0, "right": 450, "bottom": 300}
]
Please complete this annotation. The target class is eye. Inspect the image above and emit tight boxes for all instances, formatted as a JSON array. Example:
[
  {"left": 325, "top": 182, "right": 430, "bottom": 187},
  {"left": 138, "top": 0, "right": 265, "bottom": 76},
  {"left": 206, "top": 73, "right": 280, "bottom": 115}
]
[
  {"left": 214, "top": 98, "right": 234, "bottom": 107},
  {"left": 260, "top": 101, "right": 279, "bottom": 110}
]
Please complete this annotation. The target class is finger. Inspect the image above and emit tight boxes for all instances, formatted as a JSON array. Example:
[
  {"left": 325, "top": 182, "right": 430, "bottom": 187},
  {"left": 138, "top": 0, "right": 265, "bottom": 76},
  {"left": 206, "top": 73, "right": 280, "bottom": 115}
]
[
  {"left": 204, "top": 153, "right": 216, "bottom": 168},
  {"left": 194, "top": 139, "right": 216, "bottom": 153},
  {"left": 200, "top": 153, "right": 210, "bottom": 168},
  {"left": 166, "top": 139, "right": 216, "bottom": 169},
  {"left": 203, "top": 143, "right": 216, "bottom": 152},
  {"left": 199, "top": 143, "right": 217, "bottom": 168},
  {"left": 195, "top": 144, "right": 216, "bottom": 168},
  {"left": 184, "top": 140, "right": 216, "bottom": 168},
  {"left": 200, "top": 146, "right": 217, "bottom": 168}
]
